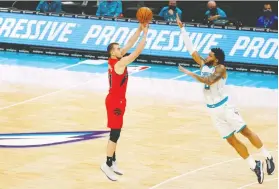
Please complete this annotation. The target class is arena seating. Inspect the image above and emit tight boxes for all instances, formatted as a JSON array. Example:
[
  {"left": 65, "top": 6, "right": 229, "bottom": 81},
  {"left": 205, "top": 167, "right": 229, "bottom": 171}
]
[{"left": 0, "top": 1, "right": 277, "bottom": 28}]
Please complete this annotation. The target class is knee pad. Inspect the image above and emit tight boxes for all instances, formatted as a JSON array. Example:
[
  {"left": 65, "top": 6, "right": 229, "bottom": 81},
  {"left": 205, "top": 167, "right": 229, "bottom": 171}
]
[{"left": 110, "top": 129, "right": 121, "bottom": 143}]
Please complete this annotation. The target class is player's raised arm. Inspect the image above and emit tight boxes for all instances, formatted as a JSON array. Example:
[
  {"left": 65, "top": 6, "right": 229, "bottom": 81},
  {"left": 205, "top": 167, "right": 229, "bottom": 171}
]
[
  {"left": 176, "top": 14, "right": 205, "bottom": 66},
  {"left": 116, "top": 25, "right": 148, "bottom": 68},
  {"left": 120, "top": 23, "right": 143, "bottom": 56}
]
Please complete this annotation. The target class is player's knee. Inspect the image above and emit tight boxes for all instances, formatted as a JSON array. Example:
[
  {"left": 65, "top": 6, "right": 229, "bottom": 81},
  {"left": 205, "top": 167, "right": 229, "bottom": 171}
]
[
  {"left": 110, "top": 129, "right": 121, "bottom": 143},
  {"left": 226, "top": 135, "right": 238, "bottom": 146},
  {"left": 240, "top": 127, "right": 252, "bottom": 138}
]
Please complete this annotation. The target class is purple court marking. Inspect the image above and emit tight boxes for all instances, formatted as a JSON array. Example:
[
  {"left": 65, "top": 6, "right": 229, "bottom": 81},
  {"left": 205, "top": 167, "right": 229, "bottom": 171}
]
[{"left": 0, "top": 130, "right": 110, "bottom": 148}]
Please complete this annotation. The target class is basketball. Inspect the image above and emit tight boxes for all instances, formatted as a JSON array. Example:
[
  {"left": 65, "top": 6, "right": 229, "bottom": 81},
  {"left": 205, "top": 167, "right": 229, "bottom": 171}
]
[{"left": 136, "top": 7, "right": 153, "bottom": 23}]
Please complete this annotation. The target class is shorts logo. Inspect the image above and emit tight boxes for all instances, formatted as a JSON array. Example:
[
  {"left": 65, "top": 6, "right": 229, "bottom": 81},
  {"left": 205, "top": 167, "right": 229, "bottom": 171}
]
[
  {"left": 113, "top": 108, "right": 122, "bottom": 116},
  {"left": 0, "top": 130, "right": 110, "bottom": 148}
]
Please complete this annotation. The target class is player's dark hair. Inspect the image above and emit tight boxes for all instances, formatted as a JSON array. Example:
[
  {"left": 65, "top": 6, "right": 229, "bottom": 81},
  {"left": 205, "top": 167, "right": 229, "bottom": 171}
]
[
  {"left": 107, "top": 42, "right": 119, "bottom": 57},
  {"left": 211, "top": 48, "right": 225, "bottom": 64}
]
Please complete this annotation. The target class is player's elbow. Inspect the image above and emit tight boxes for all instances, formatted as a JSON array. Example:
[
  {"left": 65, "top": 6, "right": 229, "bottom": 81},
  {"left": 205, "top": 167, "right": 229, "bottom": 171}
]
[
  {"left": 118, "top": 55, "right": 137, "bottom": 67},
  {"left": 127, "top": 54, "right": 138, "bottom": 63}
]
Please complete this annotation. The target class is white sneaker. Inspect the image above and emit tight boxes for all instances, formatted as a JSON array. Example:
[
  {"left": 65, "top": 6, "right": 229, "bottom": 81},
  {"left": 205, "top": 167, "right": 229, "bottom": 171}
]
[
  {"left": 112, "top": 161, "right": 123, "bottom": 175},
  {"left": 100, "top": 163, "right": 117, "bottom": 181}
]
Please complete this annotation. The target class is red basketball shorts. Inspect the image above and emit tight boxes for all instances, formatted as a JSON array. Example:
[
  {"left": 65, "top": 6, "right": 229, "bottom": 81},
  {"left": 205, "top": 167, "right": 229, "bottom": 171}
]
[{"left": 105, "top": 96, "right": 126, "bottom": 129}]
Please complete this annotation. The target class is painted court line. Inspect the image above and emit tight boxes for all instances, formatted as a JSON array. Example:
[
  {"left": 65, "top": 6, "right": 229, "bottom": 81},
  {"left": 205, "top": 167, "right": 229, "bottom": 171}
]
[
  {"left": 149, "top": 150, "right": 277, "bottom": 189},
  {"left": 237, "top": 178, "right": 278, "bottom": 189},
  {"left": 170, "top": 70, "right": 200, "bottom": 80},
  {"left": 0, "top": 79, "right": 94, "bottom": 111},
  {"left": 57, "top": 63, "right": 82, "bottom": 70}
]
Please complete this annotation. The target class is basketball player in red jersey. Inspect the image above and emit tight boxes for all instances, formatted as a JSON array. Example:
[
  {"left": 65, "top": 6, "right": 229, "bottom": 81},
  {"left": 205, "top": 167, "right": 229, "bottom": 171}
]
[{"left": 101, "top": 23, "right": 149, "bottom": 181}]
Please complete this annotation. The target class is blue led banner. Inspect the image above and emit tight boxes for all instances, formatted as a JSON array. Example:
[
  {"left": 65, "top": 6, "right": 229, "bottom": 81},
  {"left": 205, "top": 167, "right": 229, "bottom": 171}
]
[{"left": 0, "top": 12, "right": 277, "bottom": 65}]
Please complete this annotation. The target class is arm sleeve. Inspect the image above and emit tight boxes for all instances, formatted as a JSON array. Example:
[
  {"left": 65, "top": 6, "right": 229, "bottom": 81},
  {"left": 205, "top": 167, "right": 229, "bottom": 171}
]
[{"left": 180, "top": 27, "right": 195, "bottom": 55}]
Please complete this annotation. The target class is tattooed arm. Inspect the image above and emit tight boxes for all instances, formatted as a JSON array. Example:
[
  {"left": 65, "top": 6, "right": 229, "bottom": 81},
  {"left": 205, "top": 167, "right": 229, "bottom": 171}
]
[{"left": 178, "top": 64, "right": 226, "bottom": 86}]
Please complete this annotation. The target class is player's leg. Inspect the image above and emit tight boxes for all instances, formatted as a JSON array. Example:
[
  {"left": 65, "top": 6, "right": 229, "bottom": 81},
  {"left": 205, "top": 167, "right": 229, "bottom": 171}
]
[
  {"left": 215, "top": 118, "right": 257, "bottom": 171},
  {"left": 101, "top": 128, "right": 121, "bottom": 181},
  {"left": 108, "top": 128, "right": 123, "bottom": 175},
  {"left": 225, "top": 134, "right": 264, "bottom": 184},
  {"left": 107, "top": 129, "right": 121, "bottom": 166},
  {"left": 101, "top": 98, "right": 125, "bottom": 181},
  {"left": 224, "top": 104, "right": 265, "bottom": 183},
  {"left": 239, "top": 126, "right": 275, "bottom": 175},
  {"left": 110, "top": 100, "right": 126, "bottom": 175},
  {"left": 226, "top": 104, "right": 275, "bottom": 175},
  {"left": 101, "top": 99, "right": 121, "bottom": 181}
]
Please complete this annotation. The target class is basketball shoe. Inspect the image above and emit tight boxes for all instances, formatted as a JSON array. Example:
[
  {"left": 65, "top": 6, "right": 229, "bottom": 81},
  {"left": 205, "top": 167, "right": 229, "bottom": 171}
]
[
  {"left": 112, "top": 161, "right": 123, "bottom": 175},
  {"left": 266, "top": 157, "right": 275, "bottom": 175},
  {"left": 101, "top": 163, "right": 117, "bottom": 181},
  {"left": 253, "top": 160, "right": 264, "bottom": 184}
]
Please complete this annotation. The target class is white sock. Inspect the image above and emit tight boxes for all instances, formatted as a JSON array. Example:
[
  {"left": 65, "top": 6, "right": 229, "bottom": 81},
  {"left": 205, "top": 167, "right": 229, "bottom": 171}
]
[
  {"left": 260, "top": 146, "right": 272, "bottom": 159},
  {"left": 246, "top": 155, "right": 256, "bottom": 169}
]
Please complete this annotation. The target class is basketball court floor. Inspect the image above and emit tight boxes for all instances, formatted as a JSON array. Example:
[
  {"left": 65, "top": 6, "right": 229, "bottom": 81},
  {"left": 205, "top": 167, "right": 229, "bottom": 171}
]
[{"left": 0, "top": 52, "right": 277, "bottom": 189}]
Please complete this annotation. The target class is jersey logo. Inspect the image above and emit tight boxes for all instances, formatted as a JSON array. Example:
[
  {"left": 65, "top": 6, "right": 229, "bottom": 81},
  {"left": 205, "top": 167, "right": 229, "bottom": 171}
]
[
  {"left": 113, "top": 108, "right": 122, "bottom": 116},
  {"left": 120, "top": 72, "right": 128, "bottom": 87},
  {"left": 0, "top": 131, "right": 109, "bottom": 148}
]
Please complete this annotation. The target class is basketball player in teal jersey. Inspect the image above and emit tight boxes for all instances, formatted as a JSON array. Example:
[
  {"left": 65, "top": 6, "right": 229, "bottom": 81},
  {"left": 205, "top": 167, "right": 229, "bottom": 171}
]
[{"left": 176, "top": 15, "right": 275, "bottom": 184}]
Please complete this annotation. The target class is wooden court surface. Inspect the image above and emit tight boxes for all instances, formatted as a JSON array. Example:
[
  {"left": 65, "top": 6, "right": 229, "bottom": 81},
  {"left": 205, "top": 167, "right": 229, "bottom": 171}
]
[{"left": 0, "top": 82, "right": 277, "bottom": 189}]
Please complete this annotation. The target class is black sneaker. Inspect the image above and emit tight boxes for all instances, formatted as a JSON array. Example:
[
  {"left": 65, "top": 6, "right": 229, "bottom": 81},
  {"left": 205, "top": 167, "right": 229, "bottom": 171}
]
[
  {"left": 254, "top": 160, "right": 264, "bottom": 184},
  {"left": 266, "top": 157, "right": 275, "bottom": 175}
]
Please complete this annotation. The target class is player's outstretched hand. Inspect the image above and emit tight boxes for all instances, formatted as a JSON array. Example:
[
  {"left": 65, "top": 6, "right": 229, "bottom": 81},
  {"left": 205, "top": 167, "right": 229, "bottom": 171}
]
[
  {"left": 176, "top": 13, "right": 183, "bottom": 28},
  {"left": 178, "top": 64, "right": 190, "bottom": 75},
  {"left": 140, "top": 22, "right": 149, "bottom": 29}
]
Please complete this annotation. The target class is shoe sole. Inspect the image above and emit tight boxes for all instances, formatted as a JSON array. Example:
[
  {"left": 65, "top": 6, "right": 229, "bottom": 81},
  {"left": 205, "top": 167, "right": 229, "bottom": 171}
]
[
  {"left": 259, "top": 161, "right": 264, "bottom": 184},
  {"left": 100, "top": 166, "right": 117, "bottom": 181},
  {"left": 114, "top": 171, "right": 123, "bottom": 176},
  {"left": 267, "top": 169, "right": 275, "bottom": 175},
  {"left": 267, "top": 164, "right": 275, "bottom": 175}
]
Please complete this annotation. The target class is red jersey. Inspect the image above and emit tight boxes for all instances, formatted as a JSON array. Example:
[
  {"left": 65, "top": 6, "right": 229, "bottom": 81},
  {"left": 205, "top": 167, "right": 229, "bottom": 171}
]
[{"left": 107, "top": 58, "right": 128, "bottom": 99}]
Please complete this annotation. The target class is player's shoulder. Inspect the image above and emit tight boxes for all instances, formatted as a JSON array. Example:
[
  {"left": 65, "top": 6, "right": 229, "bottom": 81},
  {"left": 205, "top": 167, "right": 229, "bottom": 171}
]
[
  {"left": 217, "top": 64, "right": 226, "bottom": 70},
  {"left": 216, "top": 64, "right": 226, "bottom": 74},
  {"left": 257, "top": 16, "right": 264, "bottom": 21},
  {"left": 160, "top": 6, "right": 169, "bottom": 12},
  {"left": 176, "top": 7, "right": 182, "bottom": 13}
]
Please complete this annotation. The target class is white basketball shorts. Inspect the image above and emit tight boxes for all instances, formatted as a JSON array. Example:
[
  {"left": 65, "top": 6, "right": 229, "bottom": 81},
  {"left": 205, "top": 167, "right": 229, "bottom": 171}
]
[{"left": 207, "top": 99, "right": 246, "bottom": 139}]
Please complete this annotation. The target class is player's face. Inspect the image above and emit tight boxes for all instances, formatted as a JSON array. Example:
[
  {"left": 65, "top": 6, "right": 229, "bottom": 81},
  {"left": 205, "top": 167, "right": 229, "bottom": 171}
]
[
  {"left": 169, "top": 1, "right": 176, "bottom": 6},
  {"left": 264, "top": 4, "right": 272, "bottom": 11},
  {"left": 205, "top": 51, "right": 217, "bottom": 65},
  {"left": 112, "top": 45, "right": 122, "bottom": 58}
]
